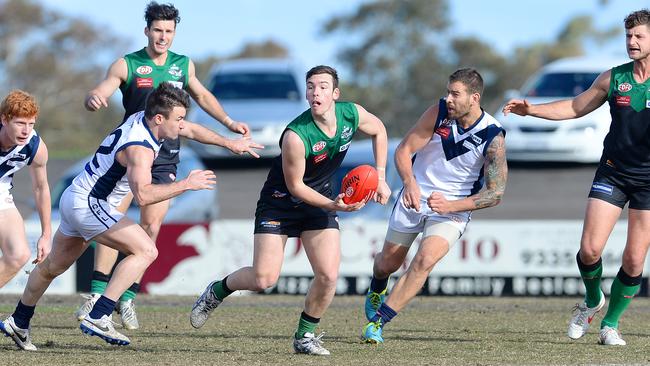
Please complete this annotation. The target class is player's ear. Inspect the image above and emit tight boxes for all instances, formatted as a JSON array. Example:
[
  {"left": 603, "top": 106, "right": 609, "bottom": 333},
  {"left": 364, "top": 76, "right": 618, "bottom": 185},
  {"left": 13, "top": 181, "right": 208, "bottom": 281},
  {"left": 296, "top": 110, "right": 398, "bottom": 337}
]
[
  {"left": 333, "top": 87, "right": 340, "bottom": 101},
  {"left": 144, "top": 27, "right": 149, "bottom": 37}
]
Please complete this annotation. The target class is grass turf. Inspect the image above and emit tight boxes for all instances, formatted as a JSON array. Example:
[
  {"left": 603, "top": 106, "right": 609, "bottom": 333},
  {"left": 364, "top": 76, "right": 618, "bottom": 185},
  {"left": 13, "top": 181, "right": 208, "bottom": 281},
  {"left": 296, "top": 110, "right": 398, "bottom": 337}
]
[{"left": 1, "top": 294, "right": 650, "bottom": 365}]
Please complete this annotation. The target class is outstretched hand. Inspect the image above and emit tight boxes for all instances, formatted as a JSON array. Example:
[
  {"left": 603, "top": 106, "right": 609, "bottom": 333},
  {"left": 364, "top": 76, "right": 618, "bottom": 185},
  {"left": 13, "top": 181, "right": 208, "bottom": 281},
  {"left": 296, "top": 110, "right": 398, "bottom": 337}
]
[
  {"left": 228, "top": 120, "right": 251, "bottom": 137},
  {"left": 502, "top": 99, "right": 532, "bottom": 116},
  {"left": 331, "top": 192, "right": 371, "bottom": 212},
  {"left": 85, "top": 93, "right": 109, "bottom": 111},
  {"left": 227, "top": 137, "right": 265, "bottom": 158},
  {"left": 185, "top": 169, "right": 217, "bottom": 190}
]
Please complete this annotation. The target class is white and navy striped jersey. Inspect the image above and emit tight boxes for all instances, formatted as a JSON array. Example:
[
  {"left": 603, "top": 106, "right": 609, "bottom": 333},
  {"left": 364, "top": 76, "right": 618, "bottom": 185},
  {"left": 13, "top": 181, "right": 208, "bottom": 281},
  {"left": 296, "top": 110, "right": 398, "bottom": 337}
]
[
  {"left": 0, "top": 129, "right": 40, "bottom": 194},
  {"left": 70, "top": 111, "right": 160, "bottom": 207},
  {"left": 412, "top": 98, "right": 504, "bottom": 199}
]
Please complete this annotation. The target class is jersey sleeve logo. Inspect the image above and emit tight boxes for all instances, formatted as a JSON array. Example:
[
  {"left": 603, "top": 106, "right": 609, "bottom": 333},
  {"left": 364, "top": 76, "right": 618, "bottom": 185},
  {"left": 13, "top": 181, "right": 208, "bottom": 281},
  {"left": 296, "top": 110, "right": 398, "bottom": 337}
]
[
  {"left": 136, "top": 65, "right": 153, "bottom": 75},
  {"left": 341, "top": 126, "right": 353, "bottom": 140}
]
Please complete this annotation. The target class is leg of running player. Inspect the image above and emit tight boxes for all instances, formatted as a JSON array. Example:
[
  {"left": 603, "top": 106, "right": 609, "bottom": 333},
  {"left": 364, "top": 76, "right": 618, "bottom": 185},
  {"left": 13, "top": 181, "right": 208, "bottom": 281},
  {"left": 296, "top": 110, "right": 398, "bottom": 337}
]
[{"left": 0, "top": 208, "right": 32, "bottom": 288}]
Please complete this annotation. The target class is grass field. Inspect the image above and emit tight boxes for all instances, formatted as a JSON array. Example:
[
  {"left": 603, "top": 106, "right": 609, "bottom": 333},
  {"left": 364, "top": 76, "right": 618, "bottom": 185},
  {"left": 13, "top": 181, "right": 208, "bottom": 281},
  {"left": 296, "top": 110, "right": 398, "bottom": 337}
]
[{"left": 1, "top": 294, "right": 650, "bottom": 365}]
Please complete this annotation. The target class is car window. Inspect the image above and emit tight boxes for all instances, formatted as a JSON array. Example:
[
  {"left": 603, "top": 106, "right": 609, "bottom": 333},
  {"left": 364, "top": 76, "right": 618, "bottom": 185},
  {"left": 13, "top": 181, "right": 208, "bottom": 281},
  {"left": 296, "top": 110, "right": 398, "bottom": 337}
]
[
  {"left": 210, "top": 72, "right": 300, "bottom": 100},
  {"left": 524, "top": 72, "right": 599, "bottom": 98}
]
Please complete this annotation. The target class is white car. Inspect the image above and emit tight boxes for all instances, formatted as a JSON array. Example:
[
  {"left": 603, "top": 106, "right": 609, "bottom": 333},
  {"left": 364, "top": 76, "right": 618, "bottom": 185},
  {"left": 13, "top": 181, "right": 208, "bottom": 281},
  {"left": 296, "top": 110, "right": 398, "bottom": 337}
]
[
  {"left": 498, "top": 56, "right": 629, "bottom": 163},
  {"left": 186, "top": 58, "right": 308, "bottom": 159}
]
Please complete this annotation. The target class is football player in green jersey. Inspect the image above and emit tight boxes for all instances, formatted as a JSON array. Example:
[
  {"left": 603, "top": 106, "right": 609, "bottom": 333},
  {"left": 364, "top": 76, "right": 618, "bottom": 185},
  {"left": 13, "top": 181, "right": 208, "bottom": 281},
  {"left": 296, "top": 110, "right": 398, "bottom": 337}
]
[
  {"left": 80, "top": 1, "right": 261, "bottom": 330},
  {"left": 503, "top": 9, "right": 650, "bottom": 346},
  {"left": 190, "top": 65, "right": 391, "bottom": 355}
]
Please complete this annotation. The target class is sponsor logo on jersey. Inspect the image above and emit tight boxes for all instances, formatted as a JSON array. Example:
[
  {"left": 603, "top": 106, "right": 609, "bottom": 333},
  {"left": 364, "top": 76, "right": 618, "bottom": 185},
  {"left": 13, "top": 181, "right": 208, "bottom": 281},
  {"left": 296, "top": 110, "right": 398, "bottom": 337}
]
[
  {"left": 470, "top": 134, "right": 483, "bottom": 145},
  {"left": 271, "top": 190, "right": 287, "bottom": 198},
  {"left": 462, "top": 139, "right": 475, "bottom": 150},
  {"left": 260, "top": 220, "right": 281, "bottom": 228},
  {"left": 15, "top": 153, "right": 26, "bottom": 160},
  {"left": 136, "top": 77, "right": 154, "bottom": 88},
  {"left": 168, "top": 64, "right": 183, "bottom": 79},
  {"left": 312, "top": 141, "right": 327, "bottom": 152},
  {"left": 168, "top": 81, "right": 183, "bottom": 89},
  {"left": 435, "top": 126, "right": 450, "bottom": 139},
  {"left": 136, "top": 65, "right": 153, "bottom": 75},
  {"left": 591, "top": 182, "right": 613, "bottom": 195},
  {"left": 618, "top": 82, "right": 632, "bottom": 93},
  {"left": 313, "top": 152, "right": 328, "bottom": 164},
  {"left": 339, "top": 141, "right": 351, "bottom": 152},
  {"left": 615, "top": 95, "right": 631, "bottom": 106},
  {"left": 440, "top": 118, "right": 453, "bottom": 127},
  {"left": 341, "top": 126, "right": 353, "bottom": 140}
]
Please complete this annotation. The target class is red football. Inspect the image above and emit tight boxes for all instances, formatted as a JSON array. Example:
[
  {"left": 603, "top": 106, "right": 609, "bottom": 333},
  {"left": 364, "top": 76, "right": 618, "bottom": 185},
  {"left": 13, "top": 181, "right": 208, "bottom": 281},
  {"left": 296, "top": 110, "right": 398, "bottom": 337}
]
[{"left": 340, "top": 165, "right": 379, "bottom": 204}]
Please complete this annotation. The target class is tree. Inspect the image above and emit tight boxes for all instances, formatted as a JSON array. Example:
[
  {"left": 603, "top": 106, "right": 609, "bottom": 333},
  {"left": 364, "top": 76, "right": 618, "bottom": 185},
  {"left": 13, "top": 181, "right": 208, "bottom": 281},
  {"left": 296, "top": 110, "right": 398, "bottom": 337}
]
[
  {"left": 322, "top": 0, "right": 620, "bottom": 133},
  {"left": 0, "top": 0, "right": 127, "bottom": 155}
]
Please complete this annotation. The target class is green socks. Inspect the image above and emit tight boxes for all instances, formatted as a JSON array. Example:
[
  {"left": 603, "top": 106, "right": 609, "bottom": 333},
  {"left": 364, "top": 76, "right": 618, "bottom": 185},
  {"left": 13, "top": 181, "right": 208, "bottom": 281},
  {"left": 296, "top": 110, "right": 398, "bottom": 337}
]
[
  {"left": 295, "top": 311, "right": 319, "bottom": 339},
  {"left": 576, "top": 253, "right": 603, "bottom": 308},
  {"left": 119, "top": 283, "right": 140, "bottom": 302},
  {"left": 90, "top": 271, "right": 110, "bottom": 295},
  {"left": 211, "top": 277, "right": 234, "bottom": 300},
  {"left": 601, "top": 268, "right": 641, "bottom": 329}
]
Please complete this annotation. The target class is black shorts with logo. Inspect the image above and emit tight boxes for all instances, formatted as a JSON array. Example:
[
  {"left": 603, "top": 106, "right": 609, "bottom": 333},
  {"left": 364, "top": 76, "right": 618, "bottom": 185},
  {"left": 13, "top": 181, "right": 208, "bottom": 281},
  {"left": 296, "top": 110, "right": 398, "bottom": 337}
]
[
  {"left": 588, "top": 164, "right": 650, "bottom": 209},
  {"left": 151, "top": 164, "right": 177, "bottom": 185},
  {"left": 254, "top": 194, "right": 339, "bottom": 237}
]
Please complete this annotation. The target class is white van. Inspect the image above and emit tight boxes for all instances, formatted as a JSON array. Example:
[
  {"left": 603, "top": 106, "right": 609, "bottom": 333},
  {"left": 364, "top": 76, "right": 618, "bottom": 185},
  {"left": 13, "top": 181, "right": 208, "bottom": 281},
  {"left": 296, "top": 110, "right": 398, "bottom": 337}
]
[
  {"left": 498, "top": 56, "right": 629, "bottom": 163},
  {"left": 186, "top": 58, "right": 307, "bottom": 160}
]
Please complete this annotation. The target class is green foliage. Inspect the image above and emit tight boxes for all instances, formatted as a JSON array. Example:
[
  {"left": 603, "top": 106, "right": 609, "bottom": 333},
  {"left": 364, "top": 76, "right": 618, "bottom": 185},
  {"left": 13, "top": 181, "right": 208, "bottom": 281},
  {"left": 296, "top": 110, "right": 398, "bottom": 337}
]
[
  {"left": 0, "top": 0, "right": 126, "bottom": 154},
  {"left": 323, "top": 0, "right": 621, "bottom": 135}
]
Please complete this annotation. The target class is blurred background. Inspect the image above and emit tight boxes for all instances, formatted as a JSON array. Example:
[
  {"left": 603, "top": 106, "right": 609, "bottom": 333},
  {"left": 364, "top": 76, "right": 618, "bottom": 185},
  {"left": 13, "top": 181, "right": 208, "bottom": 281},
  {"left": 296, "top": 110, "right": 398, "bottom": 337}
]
[
  {"left": 0, "top": 0, "right": 642, "bottom": 156},
  {"left": 2, "top": 0, "right": 648, "bottom": 296}
]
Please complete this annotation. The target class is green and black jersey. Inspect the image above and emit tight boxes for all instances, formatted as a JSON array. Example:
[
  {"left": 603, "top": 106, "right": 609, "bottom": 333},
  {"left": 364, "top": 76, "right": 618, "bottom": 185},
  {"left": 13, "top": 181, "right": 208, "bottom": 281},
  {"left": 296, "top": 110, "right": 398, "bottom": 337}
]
[
  {"left": 259, "top": 101, "right": 360, "bottom": 208},
  {"left": 605, "top": 62, "right": 650, "bottom": 180},
  {"left": 120, "top": 48, "right": 190, "bottom": 165}
]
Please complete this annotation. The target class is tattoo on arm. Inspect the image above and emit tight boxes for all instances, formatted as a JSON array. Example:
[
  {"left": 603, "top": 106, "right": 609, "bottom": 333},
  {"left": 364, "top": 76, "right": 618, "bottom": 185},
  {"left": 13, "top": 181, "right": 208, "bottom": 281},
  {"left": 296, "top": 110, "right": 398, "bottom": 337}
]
[{"left": 472, "top": 133, "right": 507, "bottom": 210}]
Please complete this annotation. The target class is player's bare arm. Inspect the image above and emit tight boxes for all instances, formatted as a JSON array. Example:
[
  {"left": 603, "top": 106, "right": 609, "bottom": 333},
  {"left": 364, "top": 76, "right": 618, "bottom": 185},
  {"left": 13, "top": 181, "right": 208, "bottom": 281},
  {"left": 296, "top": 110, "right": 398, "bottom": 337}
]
[
  {"left": 428, "top": 132, "right": 507, "bottom": 214},
  {"left": 121, "top": 145, "right": 216, "bottom": 206},
  {"left": 396, "top": 104, "right": 439, "bottom": 211},
  {"left": 186, "top": 60, "right": 250, "bottom": 136},
  {"left": 29, "top": 139, "right": 51, "bottom": 264},
  {"left": 84, "top": 58, "right": 128, "bottom": 112},
  {"left": 281, "top": 130, "right": 365, "bottom": 212},
  {"left": 355, "top": 104, "right": 391, "bottom": 205},
  {"left": 180, "top": 121, "right": 264, "bottom": 158},
  {"left": 502, "top": 70, "right": 610, "bottom": 120}
]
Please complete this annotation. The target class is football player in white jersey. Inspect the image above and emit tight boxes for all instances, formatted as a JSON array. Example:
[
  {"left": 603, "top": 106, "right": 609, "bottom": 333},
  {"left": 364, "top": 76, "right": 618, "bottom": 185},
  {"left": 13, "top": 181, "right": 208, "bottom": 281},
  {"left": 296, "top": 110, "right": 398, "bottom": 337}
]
[
  {"left": 0, "top": 90, "right": 51, "bottom": 290},
  {"left": 0, "top": 83, "right": 216, "bottom": 350},
  {"left": 361, "top": 68, "right": 508, "bottom": 343}
]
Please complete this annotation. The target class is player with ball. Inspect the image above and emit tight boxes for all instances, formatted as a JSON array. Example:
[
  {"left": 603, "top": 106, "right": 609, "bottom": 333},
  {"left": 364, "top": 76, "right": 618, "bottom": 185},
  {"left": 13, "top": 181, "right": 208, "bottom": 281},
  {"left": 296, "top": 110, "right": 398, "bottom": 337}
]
[
  {"left": 190, "top": 65, "right": 391, "bottom": 355},
  {"left": 362, "top": 68, "right": 508, "bottom": 343}
]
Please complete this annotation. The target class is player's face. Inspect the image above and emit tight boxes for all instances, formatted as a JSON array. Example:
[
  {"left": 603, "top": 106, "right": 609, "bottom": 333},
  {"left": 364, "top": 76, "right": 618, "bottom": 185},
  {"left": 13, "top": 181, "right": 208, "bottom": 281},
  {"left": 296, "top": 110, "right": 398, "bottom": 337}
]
[
  {"left": 158, "top": 106, "right": 186, "bottom": 140},
  {"left": 626, "top": 24, "right": 650, "bottom": 61},
  {"left": 0, "top": 116, "right": 35, "bottom": 146},
  {"left": 145, "top": 20, "right": 176, "bottom": 56},
  {"left": 445, "top": 81, "right": 474, "bottom": 120},
  {"left": 306, "top": 73, "right": 340, "bottom": 116}
]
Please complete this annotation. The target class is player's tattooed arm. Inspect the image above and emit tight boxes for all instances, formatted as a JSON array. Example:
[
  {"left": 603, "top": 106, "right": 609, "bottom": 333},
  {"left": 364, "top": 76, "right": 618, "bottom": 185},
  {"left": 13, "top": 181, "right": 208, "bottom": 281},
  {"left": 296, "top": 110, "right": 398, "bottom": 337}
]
[{"left": 471, "top": 132, "right": 507, "bottom": 210}]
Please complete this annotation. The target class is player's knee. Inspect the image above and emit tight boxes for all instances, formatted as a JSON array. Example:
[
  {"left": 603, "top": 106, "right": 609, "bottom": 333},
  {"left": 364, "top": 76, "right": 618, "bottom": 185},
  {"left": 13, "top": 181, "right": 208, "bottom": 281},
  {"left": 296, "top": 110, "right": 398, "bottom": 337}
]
[
  {"left": 313, "top": 270, "right": 338, "bottom": 289},
  {"left": 578, "top": 245, "right": 601, "bottom": 264},
  {"left": 409, "top": 254, "right": 436, "bottom": 274},
  {"left": 40, "top": 258, "right": 67, "bottom": 279},
  {"left": 3, "top": 249, "right": 31, "bottom": 271},
  {"left": 252, "top": 274, "right": 279, "bottom": 291},
  {"left": 142, "top": 245, "right": 159, "bottom": 264}
]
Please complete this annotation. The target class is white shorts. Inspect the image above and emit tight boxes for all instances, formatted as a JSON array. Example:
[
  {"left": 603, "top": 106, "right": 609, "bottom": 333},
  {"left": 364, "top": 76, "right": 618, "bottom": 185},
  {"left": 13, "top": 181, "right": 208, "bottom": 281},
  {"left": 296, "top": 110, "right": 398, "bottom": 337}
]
[
  {"left": 58, "top": 186, "right": 124, "bottom": 241},
  {"left": 386, "top": 194, "right": 469, "bottom": 247},
  {"left": 0, "top": 190, "right": 16, "bottom": 211}
]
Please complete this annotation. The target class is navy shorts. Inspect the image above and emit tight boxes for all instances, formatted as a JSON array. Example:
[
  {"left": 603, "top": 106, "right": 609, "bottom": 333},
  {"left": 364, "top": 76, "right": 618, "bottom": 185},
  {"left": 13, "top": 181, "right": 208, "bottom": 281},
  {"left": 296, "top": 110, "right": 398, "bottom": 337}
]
[
  {"left": 588, "top": 165, "right": 650, "bottom": 209},
  {"left": 254, "top": 200, "right": 339, "bottom": 238},
  {"left": 151, "top": 164, "right": 177, "bottom": 185}
]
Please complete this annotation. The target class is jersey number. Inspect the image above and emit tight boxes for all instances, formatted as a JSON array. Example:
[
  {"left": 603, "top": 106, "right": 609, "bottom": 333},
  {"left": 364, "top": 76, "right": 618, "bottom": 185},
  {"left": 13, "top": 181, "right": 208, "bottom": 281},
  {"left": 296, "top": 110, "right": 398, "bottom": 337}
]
[{"left": 85, "top": 129, "right": 123, "bottom": 175}]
